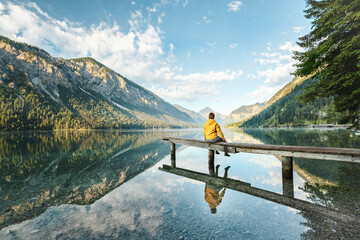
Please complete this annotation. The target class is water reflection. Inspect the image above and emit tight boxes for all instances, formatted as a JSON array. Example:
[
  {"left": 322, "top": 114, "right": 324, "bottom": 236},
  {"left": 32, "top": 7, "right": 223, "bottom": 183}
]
[
  {"left": 0, "top": 130, "right": 202, "bottom": 230},
  {"left": 0, "top": 128, "right": 359, "bottom": 239},
  {"left": 160, "top": 157, "right": 359, "bottom": 238}
]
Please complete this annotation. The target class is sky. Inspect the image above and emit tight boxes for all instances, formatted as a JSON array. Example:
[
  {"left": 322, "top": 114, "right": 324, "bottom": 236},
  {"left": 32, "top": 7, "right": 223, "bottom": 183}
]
[{"left": 0, "top": 0, "right": 312, "bottom": 115}]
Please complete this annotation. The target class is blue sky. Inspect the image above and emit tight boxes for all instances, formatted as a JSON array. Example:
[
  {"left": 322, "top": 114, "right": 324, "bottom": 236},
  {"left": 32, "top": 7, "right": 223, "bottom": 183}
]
[{"left": 0, "top": 0, "right": 311, "bottom": 114}]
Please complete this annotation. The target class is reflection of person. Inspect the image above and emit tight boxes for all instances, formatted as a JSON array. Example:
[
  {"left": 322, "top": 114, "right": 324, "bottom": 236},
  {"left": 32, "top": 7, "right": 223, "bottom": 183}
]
[
  {"left": 205, "top": 165, "right": 230, "bottom": 214},
  {"left": 203, "top": 112, "right": 229, "bottom": 156}
]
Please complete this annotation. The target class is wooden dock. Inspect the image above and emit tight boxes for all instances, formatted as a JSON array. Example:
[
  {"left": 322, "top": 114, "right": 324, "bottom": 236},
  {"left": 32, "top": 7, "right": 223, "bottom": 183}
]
[{"left": 162, "top": 137, "right": 360, "bottom": 180}]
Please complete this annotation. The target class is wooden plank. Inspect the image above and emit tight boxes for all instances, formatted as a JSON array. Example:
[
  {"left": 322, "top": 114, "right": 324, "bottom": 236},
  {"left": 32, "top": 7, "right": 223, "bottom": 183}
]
[
  {"left": 164, "top": 138, "right": 236, "bottom": 154},
  {"left": 159, "top": 165, "right": 358, "bottom": 223},
  {"left": 162, "top": 137, "right": 360, "bottom": 163},
  {"left": 234, "top": 148, "right": 360, "bottom": 162},
  {"left": 160, "top": 164, "right": 251, "bottom": 187}
]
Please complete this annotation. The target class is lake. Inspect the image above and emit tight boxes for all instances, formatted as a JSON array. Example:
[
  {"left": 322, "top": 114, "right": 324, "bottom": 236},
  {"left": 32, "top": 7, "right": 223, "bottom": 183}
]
[{"left": 0, "top": 128, "right": 359, "bottom": 239}]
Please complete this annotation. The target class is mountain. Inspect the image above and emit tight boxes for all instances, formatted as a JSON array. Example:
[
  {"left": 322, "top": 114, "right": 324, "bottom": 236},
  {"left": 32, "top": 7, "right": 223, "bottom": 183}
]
[
  {"left": 0, "top": 35, "right": 196, "bottom": 130},
  {"left": 240, "top": 77, "right": 346, "bottom": 127},
  {"left": 223, "top": 102, "right": 266, "bottom": 125},
  {"left": 198, "top": 107, "right": 226, "bottom": 124},
  {"left": 264, "top": 75, "right": 311, "bottom": 109},
  {"left": 226, "top": 74, "right": 318, "bottom": 128},
  {"left": 173, "top": 104, "right": 206, "bottom": 124}
]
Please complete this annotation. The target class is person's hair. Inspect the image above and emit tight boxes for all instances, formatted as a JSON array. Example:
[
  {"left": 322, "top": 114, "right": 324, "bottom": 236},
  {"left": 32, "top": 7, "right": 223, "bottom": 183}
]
[
  {"left": 211, "top": 208, "right": 217, "bottom": 214},
  {"left": 209, "top": 112, "right": 215, "bottom": 119}
]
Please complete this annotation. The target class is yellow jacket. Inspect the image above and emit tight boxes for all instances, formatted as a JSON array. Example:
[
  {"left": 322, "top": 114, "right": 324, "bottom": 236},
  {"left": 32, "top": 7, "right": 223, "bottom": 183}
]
[
  {"left": 203, "top": 119, "right": 225, "bottom": 140},
  {"left": 204, "top": 185, "right": 226, "bottom": 209}
]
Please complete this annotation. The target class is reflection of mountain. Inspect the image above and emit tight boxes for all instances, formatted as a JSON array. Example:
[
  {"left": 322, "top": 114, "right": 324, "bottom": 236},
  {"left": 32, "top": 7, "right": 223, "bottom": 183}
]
[
  {"left": 225, "top": 129, "right": 264, "bottom": 144},
  {"left": 243, "top": 128, "right": 360, "bottom": 183},
  {"left": 0, "top": 130, "right": 201, "bottom": 230},
  {"left": 299, "top": 163, "right": 360, "bottom": 239}
]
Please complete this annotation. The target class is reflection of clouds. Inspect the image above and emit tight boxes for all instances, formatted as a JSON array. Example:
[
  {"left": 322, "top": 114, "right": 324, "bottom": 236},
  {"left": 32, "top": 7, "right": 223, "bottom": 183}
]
[
  {"left": 293, "top": 171, "right": 311, "bottom": 201},
  {"left": 261, "top": 171, "right": 282, "bottom": 186},
  {"left": 0, "top": 166, "right": 184, "bottom": 239},
  {"left": 248, "top": 155, "right": 281, "bottom": 169},
  {"left": 246, "top": 156, "right": 282, "bottom": 187},
  {"left": 1, "top": 146, "right": 208, "bottom": 239},
  {"left": 0, "top": 129, "right": 314, "bottom": 239}
]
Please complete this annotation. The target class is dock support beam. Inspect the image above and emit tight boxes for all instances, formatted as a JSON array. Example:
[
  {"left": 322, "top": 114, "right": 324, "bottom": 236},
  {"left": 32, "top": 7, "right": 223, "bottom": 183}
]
[
  {"left": 208, "top": 150, "right": 215, "bottom": 174},
  {"left": 282, "top": 177, "right": 294, "bottom": 198},
  {"left": 171, "top": 142, "right": 176, "bottom": 167},
  {"left": 282, "top": 156, "right": 293, "bottom": 180}
]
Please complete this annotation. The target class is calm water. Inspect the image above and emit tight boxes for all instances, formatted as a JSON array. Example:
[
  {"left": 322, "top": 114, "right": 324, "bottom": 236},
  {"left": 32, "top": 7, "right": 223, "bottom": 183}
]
[{"left": 0, "top": 128, "right": 359, "bottom": 239}]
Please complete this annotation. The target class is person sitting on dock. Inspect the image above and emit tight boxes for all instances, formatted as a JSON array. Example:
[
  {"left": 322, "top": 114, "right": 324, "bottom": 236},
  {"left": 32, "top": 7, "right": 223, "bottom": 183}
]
[{"left": 203, "top": 112, "right": 230, "bottom": 156}]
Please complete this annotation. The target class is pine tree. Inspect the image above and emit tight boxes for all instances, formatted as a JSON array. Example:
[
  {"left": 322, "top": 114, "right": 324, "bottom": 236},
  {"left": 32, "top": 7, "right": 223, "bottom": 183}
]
[{"left": 293, "top": 0, "right": 360, "bottom": 128}]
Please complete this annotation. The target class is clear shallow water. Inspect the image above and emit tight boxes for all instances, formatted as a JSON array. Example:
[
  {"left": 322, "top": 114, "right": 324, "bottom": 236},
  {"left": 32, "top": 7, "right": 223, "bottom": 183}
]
[{"left": 0, "top": 128, "right": 359, "bottom": 239}]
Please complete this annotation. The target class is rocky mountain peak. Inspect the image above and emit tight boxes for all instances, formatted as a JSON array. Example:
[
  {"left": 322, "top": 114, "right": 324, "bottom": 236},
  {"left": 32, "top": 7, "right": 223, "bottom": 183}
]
[{"left": 0, "top": 35, "right": 199, "bottom": 130}]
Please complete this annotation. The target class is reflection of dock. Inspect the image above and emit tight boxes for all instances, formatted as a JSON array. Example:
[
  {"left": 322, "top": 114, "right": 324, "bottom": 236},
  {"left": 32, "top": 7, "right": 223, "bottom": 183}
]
[{"left": 159, "top": 164, "right": 358, "bottom": 223}]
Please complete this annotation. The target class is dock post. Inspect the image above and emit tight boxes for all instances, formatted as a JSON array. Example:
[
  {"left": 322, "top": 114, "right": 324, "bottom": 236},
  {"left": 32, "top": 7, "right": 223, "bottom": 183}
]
[
  {"left": 282, "top": 177, "right": 294, "bottom": 198},
  {"left": 281, "top": 156, "right": 293, "bottom": 180},
  {"left": 171, "top": 142, "right": 176, "bottom": 167},
  {"left": 208, "top": 150, "right": 215, "bottom": 172}
]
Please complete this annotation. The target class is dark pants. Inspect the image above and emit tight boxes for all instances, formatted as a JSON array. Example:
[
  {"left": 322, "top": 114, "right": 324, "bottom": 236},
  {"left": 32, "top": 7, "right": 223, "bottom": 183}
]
[
  {"left": 205, "top": 136, "right": 224, "bottom": 143},
  {"left": 206, "top": 137, "right": 229, "bottom": 155}
]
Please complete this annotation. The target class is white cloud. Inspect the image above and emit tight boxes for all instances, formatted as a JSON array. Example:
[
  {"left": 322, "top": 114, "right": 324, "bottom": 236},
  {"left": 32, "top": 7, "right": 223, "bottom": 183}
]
[
  {"left": 131, "top": 1, "right": 136, "bottom": 5},
  {"left": 246, "top": 85, "right": 284, "bottom": 101},
  {"left": 278, "top": 41, "right": 302, "bottom": 52},
  {"left": 293, "top": 26, "right": 304, "bottom": 33},
  {"left": 167, "top": 43, "right": 176, "bottom": 62},
  {"left": 151, "top": 70, "right": 243, "bottom": 101},
  {"left": 255, "top": 58, "right": 280, "bottom": 65},
  {"left": 255, "top": 51, "right": 292, "bottom": 65},
  {"left": 206, "top": 41, "right": 216, "bottom": 47},
  {"left": 258, "top": 63, "right": 295, "bottom": 84},
  {"left": 146, "top": 6, "right": 157, "bottom": 12},
  {"left": 253, "top": 41, "right": 302, "bottom": 84},
  {"left": 0, "top": 2, "right": 243, "bottom": 103},
  {"left": 228, "top": 1, "right": 243, "bottom": 12},
  {"left": 247, "top": 40, "right": 304, "bottom": 102},
  {"left": 157, "top": 12, "right": 165, "bottom": 24},
  {"left": 202, "top": 16, "right": 210, "bottom": 24},
  {"left": 247, "top": 73, "right": 257, "bottom": 79},
  {"left": 229, "top": 43, "right": 238, "bottom": 48}
]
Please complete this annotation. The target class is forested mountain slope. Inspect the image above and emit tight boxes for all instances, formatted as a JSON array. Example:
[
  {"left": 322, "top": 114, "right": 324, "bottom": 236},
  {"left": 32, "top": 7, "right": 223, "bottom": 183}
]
[
  {"left": 0, "top": 36, "right": 198, "bottom": 130},
  {"left": 240, "top": 77, "right": 344, "bottom": 127}
]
